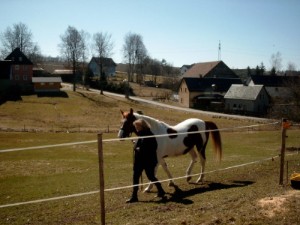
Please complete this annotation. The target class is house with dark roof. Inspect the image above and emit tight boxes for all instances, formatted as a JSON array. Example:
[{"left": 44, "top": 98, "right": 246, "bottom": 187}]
[
  {"left": 178, "top": 77, "right": 242, "bottom": 109},
  {"left": 178, "top": 61, "right": 242, "bottom": 109},
  {"left": 88, "top": 57, "right": 117, "bottom": 78},
  {"left": 248, "top": 75, "right": 299, "bottom": 101},
  {"left": 224, "top": 84, "right": 270, "bottom": 116},
  {"left": 0, "top": 47, "right": 33, "bottom": 91}
]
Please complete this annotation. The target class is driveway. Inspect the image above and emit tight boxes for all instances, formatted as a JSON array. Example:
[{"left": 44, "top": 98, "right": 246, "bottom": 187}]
[{"left": 62, "top": 83, "right": 271, "bottom": 122}]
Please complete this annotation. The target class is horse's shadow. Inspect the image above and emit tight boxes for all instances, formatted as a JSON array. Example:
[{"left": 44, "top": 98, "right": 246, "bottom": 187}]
[{"left": 149, "top": 180, "right": 254, "bottom": 205}]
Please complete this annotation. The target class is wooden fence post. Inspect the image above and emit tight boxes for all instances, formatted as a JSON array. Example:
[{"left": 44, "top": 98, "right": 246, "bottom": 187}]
[
  {"left": 279, "top": 118, "right": 288, "bottom": 185},
  {"left": 98, "top": 133, "right": 105, "bottom": 225}
]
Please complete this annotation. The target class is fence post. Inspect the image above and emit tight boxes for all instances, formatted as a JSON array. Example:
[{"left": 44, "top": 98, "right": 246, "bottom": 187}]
[
  {"left": 97, "top": 133, "right": 105, "bottom": 225},
  {"left": 279, "top": 118, "right": 288, "bottom": 185}
]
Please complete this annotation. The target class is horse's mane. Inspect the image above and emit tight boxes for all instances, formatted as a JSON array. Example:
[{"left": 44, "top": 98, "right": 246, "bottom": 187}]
[{"left": 133, "top": 113, "right": 170, "bottom": 132}]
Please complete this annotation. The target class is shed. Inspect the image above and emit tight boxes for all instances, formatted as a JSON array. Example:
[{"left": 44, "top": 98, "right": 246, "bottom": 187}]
[
  {"left": 224, "top": 84, "right": 270, "bottom": 116},
  {"left": 32, "top": 77, "right": 62, "bottom": 92}
]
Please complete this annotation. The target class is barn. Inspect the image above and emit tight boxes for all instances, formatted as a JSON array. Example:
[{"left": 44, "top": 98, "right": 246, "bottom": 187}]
[{"left": 32, "top": 77, "right": 62, "bottom": 93}]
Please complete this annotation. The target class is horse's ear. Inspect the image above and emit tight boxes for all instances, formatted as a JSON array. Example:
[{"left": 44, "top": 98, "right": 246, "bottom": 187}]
[
  {"left": 120, "top": 110, "right": 124, "bottom": 115},
  {"left": 130, "top": 108, "right": 134, "bottom": 114}
]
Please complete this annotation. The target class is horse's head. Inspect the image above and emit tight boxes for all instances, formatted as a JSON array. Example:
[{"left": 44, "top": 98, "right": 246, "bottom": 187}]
[{"left": 118, "top": 108, "right": 137, "bottom": 138}]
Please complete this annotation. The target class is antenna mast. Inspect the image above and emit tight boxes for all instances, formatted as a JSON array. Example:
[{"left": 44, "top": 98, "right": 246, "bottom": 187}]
[{"left": 218, "top": 40, "right": 221, "bottom": 61}]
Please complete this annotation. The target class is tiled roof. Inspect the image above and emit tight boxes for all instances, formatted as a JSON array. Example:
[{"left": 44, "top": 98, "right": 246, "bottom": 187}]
[
  {"left": 52, "top": 70, "right": 73, "bottom": 75},
  {"left": 224, "top": 84, "right": 264, "bottom": 100},
  {"left": 183, "top": 61, "right": 220, "bottom": 78},
  {"left": 32, "top": 77, "right": 62, "bottom": 83},
  {"left": 91, "top": 57, "right": 116, "bottom": 67}
]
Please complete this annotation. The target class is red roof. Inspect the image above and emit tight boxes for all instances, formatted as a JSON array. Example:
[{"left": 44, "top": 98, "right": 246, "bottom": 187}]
[{"left": 183, "top": 61, "right": 221, "bottom": 78}]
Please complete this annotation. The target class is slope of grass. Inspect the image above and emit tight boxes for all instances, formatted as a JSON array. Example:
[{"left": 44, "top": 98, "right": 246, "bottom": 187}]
[
  {"left": 0, "top": 89, "right": 263, "bottom": 133},
  {"left": 0, "top": 130, "right": 299, "bottom": 225},
  {"left": 0, "top": 89, "right": 299, "bottom": 224}
]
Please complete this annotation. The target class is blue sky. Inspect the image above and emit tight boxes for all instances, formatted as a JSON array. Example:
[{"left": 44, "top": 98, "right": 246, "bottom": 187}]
[{"left": 0, "top": 0, "right": 299, "bottom": 70}]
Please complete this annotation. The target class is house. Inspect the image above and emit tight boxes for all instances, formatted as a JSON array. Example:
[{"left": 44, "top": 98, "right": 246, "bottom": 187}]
[
  {"left": 178, "top": 60, "right": 242, "bottom": 109},
  {"left": 88, "top": 57, "right": 117, "bottom": 78},
  {"left": 0, "top": 47, "right": 33, "bottom": 91},
  {"left": 224, "top": 84, "right": 270, "bottom": 116},
  {"left": 52, "top": 69, "right": 73, "bottom": 82},
  {"left": 180, "top": 64, "right": 194, "bottom": 76},
  {"left": 183, "top": 61, "right": 239, "bottom": 79},
  {"left": 178, "top": 77, "right": 242, "bottom": 109},
  {"left": 32, "top": 77, "right": 62, "bottom": 92},
  {"left": 248, "top": 75, "right": 299, "bottom": 101}
]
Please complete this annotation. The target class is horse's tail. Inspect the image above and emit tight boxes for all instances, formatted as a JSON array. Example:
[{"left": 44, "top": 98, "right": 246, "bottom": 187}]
[{"left": 205, "top": 121, "right": 222, "bottom": 161}]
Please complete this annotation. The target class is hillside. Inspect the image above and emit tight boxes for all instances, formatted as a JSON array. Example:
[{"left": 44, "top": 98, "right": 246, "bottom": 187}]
[{"left": 0, "top": 87, "right": 259, "bottom": 133}]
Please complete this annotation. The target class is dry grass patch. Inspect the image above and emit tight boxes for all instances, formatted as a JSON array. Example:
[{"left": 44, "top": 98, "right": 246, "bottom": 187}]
[{"left": 258, "top": 190, "right": 300, "bottom": 218}]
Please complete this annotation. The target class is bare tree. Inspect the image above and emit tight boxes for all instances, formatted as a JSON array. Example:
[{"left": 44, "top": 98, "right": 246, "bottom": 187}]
[
  {"left": 161, "top": 59, "right": 174, "bottom": 77},
  {"left": 93, "top": 32, "right": 114, "bottom": 94},
  {"left": 270, "top": 77, "right": 300, "bottom": 121},
  {"left": 135, "top": 42, "right": 148, "bottom": 85},
  {"left": 123, "top": 33, "right": 147, "bottom": 77},
  {"left": 270, "top": 51, "right": 283, "bottom": 73},
  {"left": 59, "top": 26, "right": 86, "bottom": 91},
  {"left": 0, "top": 22, "right": 41, "bottom": 63},
  {"left": 79, "top": 31, "right": 90, "bottom": 88},
  {"left": 149, "top": 58, "right": 161, "bottom": 85},
  {"left": 122, "top": 32, "right": 147, "bottom": 97},
  {"left": 286, "top": 62, "right": 297, "bottom": 76}
]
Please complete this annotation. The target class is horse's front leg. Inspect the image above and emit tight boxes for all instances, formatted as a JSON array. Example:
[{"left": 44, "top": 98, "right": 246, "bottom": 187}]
[
  {"left": 160, "top": 158, "right": 175, "bottom": 187},
  {"left": 186, "top": 148, "right": 197, "bottom": 183},
  {"left": 196, "top": 153, "right": 206, "bottom": 183}
]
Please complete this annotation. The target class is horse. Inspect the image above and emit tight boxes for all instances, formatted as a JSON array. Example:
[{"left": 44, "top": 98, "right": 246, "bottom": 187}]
[{"left": 118, "top": 108, "right": 222, "bottom": 192}]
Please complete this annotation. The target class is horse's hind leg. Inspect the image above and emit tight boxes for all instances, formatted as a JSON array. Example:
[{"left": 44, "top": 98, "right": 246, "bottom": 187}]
[
  {"left": 196, "top": 152, "right": 206, "bottom": 183},
  {"left": 186, "top": 148, "right": 197, "bottom": 183}
]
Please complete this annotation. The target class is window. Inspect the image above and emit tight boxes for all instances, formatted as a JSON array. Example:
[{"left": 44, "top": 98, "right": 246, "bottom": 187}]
[
  {"left": 19, "top": 57, "right": 23, "bottom": 61},
  {"left": 15, "top": 65, "right": 19, "bottom": 70},
  {"left": 23, "top": 75, "right": 28, "bottom": 81},
  {"left": 15, "top": 75, "right": 19, "bottom": 80}
]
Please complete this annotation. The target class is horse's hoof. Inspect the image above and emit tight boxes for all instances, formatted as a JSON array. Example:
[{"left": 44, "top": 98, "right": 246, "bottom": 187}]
[
  {"left": 187, "top": 176, "right": 192, "bottom": 183},
  {"left": 196, "top": 178, "right": 204, "bottom": 184},
  {"left": 143, "top": 188, "right": 151, "bottom": 193},
  {"left": 168, "top": 182, "right": 175, "bottom": 187}
]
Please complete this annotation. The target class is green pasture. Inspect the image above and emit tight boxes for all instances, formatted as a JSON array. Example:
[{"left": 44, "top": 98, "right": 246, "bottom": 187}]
[
  {"left": 0, "top": 89, "right": 299, "bottom": 224},
  {"left": 0, "top": 129, "right": 299, "bottom": 225}
]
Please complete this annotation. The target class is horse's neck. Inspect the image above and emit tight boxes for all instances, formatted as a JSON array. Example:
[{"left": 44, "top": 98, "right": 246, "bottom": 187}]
[{"left": 134, "top": 113, "right": 169, "bottom": 133}]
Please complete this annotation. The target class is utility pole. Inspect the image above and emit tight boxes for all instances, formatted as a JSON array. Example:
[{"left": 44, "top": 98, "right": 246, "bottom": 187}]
[{"left": 218, "top": 40, "right": 221, "bottom": 61}]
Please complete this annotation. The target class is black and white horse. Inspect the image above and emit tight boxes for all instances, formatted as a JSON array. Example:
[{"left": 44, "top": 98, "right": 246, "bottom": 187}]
[{"left": 118, "top": 108, "right": 222, "bottom": 191}]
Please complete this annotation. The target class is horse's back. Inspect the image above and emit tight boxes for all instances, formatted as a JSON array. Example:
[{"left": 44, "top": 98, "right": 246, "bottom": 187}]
[
  {"left": 155, "top": 118, "right": 207, "bottom": 158},
  {"left": 173, "top": 118, "right": 206, "bottom": 132}
]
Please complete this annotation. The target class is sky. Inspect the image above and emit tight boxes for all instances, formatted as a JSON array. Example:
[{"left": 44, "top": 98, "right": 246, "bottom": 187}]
[{"left": 0, "top": 0, "right": 299, "bottom": 70}]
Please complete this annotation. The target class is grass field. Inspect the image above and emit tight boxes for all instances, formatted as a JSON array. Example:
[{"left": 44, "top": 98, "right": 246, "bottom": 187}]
[{"left": 0, "top": 89, "right": 299, "bottom": 225}]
